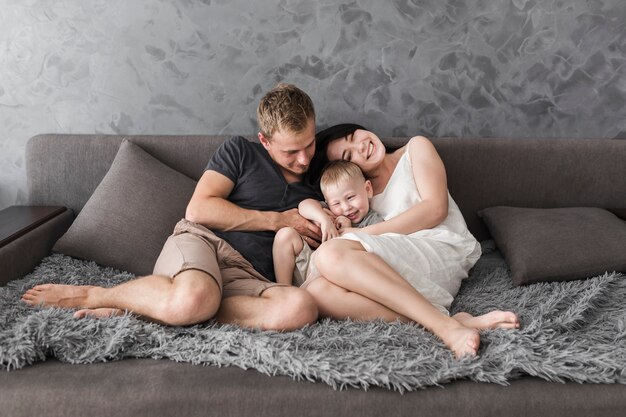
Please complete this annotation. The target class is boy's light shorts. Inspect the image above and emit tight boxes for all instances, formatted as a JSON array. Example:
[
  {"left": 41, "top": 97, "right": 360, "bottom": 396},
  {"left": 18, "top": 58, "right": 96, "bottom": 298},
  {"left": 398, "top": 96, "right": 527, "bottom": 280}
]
[{"left": 293, "top": 237, "right": 320, "bottom": 287}]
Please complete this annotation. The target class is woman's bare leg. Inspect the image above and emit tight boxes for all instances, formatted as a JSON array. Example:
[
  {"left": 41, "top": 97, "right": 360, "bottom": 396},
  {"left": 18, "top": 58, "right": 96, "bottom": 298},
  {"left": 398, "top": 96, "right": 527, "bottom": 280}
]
[
  {"left": 305, "top": 277, "right": 410, "bottom": 322},
  {"left": 453, "top": 311, "right": 520, "bottom": 330},
  {"left": 314, "top": 239, "right": 482, "bottom": 358}
]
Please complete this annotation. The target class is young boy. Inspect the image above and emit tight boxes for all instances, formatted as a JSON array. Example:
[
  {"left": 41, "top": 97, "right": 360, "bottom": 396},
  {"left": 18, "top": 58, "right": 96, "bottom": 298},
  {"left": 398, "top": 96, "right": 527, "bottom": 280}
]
[{"left": 273, "top": 160, "right": 383, "bottom": 287}]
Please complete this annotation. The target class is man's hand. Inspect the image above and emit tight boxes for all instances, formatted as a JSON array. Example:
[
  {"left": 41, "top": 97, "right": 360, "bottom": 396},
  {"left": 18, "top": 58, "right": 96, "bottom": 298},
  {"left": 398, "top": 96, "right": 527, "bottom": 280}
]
[{"left": 278, "top": 208, "right": 322, "bottom": 248}]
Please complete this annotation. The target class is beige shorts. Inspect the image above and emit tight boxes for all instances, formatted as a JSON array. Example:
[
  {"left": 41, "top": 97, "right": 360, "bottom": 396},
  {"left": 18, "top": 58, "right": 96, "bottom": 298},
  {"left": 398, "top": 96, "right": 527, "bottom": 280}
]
[
  {"left": 153, "top": 219, "right": 286, "bottom": 298},
  {"left": 293, "top": 238, "right": 321, "bottom": 288}
]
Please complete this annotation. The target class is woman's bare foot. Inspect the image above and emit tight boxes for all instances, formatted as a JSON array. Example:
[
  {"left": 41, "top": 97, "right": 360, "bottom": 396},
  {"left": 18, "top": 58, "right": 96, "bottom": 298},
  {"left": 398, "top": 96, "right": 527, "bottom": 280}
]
[
  {"left": 21, "top": 284, "right": 96, "bottom": 309},
  {"left": 73, "top": 308, "right": 124, "bottom": 319},
  {"left": 453, "top": 311, "right": 520, "bottom": 330},
  {"left": 438, "top": 324, "right": 480, "bottom": 359}
]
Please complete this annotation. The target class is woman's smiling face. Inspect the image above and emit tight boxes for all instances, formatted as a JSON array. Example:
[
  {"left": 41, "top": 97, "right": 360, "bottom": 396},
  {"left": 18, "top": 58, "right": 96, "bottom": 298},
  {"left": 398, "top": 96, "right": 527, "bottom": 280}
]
[{"left": 325, "top": 129, "right": 385, "bottom": 172}]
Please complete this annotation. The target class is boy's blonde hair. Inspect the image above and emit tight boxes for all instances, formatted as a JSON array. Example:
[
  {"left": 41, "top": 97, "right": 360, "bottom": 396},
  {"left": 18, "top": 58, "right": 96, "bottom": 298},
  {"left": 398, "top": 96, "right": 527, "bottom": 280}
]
[
  {"left": 320, "top": 160, "right": 366, "bottom": 195},
  {"left": 256, "top": 83, "right": 315, "bottom": 139}
]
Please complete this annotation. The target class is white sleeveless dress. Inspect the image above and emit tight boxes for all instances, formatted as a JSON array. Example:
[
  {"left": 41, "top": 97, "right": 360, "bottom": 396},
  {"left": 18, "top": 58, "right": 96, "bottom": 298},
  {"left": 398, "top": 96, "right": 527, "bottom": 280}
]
[{"left": 341, "top": 147, "right": 482, "bottom": 315}]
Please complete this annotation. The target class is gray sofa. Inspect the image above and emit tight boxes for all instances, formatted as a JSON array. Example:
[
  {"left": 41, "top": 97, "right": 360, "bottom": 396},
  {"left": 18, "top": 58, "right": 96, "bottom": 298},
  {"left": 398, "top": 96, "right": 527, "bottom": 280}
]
[{"left": 1, "top": 134, "right": 625, "bottom": 417}]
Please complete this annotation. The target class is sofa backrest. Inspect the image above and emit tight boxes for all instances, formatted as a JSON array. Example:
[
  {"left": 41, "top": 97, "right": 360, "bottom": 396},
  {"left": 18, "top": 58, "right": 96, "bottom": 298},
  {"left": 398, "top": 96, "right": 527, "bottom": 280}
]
[{"left": 27, "top": 134, "right": 626, "bottom": 240}]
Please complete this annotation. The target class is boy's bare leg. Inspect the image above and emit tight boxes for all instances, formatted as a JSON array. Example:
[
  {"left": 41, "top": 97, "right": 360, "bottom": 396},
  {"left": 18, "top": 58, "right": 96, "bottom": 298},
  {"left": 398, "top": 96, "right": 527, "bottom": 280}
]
[
  {"left": 314, "top": 239, "right": 485, "bottom": 359},
  {"left": 272, "top": 227, "right": 304, "bottom": 286},
  {"left": 22, "top": 269, "right": 221, "bottom": 326}
]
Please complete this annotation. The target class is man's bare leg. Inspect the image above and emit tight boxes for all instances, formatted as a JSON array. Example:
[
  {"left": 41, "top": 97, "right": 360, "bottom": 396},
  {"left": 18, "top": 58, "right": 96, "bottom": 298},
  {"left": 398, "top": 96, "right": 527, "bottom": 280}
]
[
  {"left": 215, "top": 285, "right": 318, "bottom": 331},
  {"left": 21, "top": 270, "right": 221, "bottom": 326},
  {"left": 73, "top": 308, "right": 123, "bottom": 319}
]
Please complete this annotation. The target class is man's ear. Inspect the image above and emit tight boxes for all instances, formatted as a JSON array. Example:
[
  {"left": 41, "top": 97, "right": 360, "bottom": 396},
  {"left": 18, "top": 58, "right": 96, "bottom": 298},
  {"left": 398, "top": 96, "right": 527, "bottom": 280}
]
[
  {"left": 365, "top": 179, "right": 373, "bottom": 198},
  {"left": 258, "top": 132, "right": 271, "bottom": 150}
]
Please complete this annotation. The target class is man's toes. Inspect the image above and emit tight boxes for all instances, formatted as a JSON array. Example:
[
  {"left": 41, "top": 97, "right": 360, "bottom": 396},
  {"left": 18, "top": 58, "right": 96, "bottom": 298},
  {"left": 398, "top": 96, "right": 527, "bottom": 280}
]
[{"left": 21, "top": 294, "right": 36, "bottom": 304}]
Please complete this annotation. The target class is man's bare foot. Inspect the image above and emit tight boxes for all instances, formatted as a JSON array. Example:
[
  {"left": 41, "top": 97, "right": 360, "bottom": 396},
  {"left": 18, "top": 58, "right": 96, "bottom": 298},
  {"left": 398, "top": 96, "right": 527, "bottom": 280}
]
[
  {"left": 453, "top": 311, "right": 520, "bottom": 330},
  {"left": 438, "top": 324, "right": 480, "bottom": 359},
  {"left": 21, "top": 284, "right": 96, "bottom": 309},
  {"left": 73, "top": 308, "right": 123, "bottom": 319}
]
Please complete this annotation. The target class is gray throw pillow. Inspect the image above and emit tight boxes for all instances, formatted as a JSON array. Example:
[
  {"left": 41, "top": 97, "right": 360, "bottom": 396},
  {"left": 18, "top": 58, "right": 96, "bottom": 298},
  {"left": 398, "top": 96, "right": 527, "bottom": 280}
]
[
  {"left": 53, "top": 139, "right": 196, "bottom": 275},
  {"left": 478, "top": 206, "right": 626, "bottom": 286}
]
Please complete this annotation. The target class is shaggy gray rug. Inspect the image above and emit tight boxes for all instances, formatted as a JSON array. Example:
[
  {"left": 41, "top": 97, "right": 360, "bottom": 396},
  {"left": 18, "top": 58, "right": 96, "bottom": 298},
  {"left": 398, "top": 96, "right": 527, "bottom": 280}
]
[{"left": 1, "top": 246, "right": 625, "bottom": 392}]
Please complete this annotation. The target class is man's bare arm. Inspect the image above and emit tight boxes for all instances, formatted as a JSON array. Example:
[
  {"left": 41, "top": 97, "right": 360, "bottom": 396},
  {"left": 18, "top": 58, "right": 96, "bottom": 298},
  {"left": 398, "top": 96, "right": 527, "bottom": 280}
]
[{"left": 185, "top": 170, "right": 322, "bottom": 239}]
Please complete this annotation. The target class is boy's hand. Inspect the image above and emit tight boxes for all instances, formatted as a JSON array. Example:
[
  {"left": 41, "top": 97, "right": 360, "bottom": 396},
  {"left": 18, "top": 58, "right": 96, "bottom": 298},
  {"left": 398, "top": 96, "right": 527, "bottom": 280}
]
[
  {"left": 338, "top": 226, "right": 359, "bottom": 236},
  {"left": 334, "top": 216, "right": 351, "bottom": 230},
  {"left": 320, "top": 218, "right": 339, "bottom": 242}
]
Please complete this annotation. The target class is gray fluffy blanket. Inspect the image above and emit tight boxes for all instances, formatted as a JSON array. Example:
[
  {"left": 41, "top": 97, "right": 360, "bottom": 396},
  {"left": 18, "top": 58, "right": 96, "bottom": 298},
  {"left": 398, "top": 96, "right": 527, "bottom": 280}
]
[{"left": 1, "top": 248, "right": 625, "bottom": 392}]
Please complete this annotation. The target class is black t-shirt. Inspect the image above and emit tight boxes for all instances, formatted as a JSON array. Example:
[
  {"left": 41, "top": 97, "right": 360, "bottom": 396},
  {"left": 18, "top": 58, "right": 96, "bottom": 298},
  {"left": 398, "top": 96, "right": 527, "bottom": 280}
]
[{"left": 205, "top": 136, "right": 322, "bottom": 281}]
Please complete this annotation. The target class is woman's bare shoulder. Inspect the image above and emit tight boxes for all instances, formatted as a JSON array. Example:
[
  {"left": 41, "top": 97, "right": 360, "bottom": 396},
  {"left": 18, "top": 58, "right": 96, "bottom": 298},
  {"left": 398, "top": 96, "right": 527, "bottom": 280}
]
[
  {"left": 406, "top": 136, "right": 439, "bottom": 160},
  {"left": 408, "top": 135, "right": 433, "bottom": 146}
]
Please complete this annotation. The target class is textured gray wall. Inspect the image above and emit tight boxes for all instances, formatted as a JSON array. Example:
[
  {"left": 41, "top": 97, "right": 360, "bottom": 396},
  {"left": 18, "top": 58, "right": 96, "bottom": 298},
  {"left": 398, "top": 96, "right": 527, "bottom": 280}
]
[{"left": 1, "top": 0, "right": 625, "bottom": 210}]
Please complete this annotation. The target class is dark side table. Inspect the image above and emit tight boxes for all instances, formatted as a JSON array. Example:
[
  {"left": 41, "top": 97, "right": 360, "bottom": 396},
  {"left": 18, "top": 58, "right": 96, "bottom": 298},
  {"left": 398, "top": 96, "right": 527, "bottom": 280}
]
[
  {"left": 0, "top": 206, "right": 68, "bottom": 248},
  {"left": 0, "top": 205, "right": 72, "bottom": 286}
]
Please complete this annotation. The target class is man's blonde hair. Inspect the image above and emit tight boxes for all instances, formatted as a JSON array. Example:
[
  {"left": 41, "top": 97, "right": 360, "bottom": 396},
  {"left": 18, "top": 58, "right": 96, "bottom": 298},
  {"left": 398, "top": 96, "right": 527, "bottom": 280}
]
[
  {"left": 256, "top": 83, "right": 315, "bottom": 139},
  {"left": 320, "top": 160, "right": 366, "bottom": 195}
]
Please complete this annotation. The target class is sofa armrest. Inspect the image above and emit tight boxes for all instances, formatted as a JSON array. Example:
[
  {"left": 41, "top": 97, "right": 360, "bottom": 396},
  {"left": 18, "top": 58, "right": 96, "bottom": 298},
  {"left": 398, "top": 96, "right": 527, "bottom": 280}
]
[
  {"left": 0, "top": 206, "right": 74, "bottom": 286},
  {"left": 607, "top": 208, "right": 626, "bottom": 221}
]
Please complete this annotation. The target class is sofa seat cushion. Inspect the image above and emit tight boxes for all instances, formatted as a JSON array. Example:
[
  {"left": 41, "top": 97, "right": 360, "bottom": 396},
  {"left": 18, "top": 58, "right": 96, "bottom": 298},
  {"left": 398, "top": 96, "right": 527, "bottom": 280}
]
[
  {"left": 53, "top": 139, "right": 196, "bottom": 275},
  {"left": 478, "top": 206, "right": 626, "bottom": 285}
]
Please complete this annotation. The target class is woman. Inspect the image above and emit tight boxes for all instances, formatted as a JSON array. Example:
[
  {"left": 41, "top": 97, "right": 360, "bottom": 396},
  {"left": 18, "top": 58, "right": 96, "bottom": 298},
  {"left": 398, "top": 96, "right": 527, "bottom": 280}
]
[{"left": 303, "top": 124, "right": 519, "bottom": 358}]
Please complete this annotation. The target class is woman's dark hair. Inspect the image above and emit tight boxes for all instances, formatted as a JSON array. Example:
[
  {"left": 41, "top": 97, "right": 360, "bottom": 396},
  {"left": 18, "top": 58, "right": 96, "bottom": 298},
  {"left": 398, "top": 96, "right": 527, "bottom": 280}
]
[{"left": 305, "top": 123, "right": 365, "bottom": 188}]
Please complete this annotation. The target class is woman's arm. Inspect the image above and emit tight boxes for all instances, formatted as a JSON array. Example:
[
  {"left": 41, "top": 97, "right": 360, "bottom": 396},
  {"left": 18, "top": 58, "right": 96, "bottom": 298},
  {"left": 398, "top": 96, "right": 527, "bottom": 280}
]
[{"left": 355, "top": 136, "right": 449, "bottom": 236}]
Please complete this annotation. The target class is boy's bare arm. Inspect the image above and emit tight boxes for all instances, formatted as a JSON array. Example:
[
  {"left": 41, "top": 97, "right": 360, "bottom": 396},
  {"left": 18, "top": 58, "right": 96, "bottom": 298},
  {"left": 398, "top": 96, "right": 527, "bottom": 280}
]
[
  {"left": 186, "top": 171, "right": 321, "bottom": 239},
  {"left": 298, "top": 199, "right": 338, "bottom": 242},
  {"left": 298, "top": 199, "right": 330, "bottom": 223}
]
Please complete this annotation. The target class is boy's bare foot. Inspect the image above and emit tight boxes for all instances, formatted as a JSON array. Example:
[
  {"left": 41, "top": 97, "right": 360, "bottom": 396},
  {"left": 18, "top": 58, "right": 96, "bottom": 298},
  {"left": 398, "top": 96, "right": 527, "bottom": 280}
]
[
  {"left": 439, "top": 324, "right": 480, "bottom": 359},
  {"left": 453, "top": 311, "right": 520, "bottom": 330},
  {"left": 73, "top": 308, "right": 123, "bottom": 319},
  {"left": 21, "top": 284, "right": 96, "bottom": 309}
]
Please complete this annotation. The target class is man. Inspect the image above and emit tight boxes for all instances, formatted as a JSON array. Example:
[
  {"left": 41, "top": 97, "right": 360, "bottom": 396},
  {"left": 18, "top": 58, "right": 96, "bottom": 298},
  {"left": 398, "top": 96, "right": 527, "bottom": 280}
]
[{"left": 22, "top": 84, "right": 323, "bottom": 331}]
